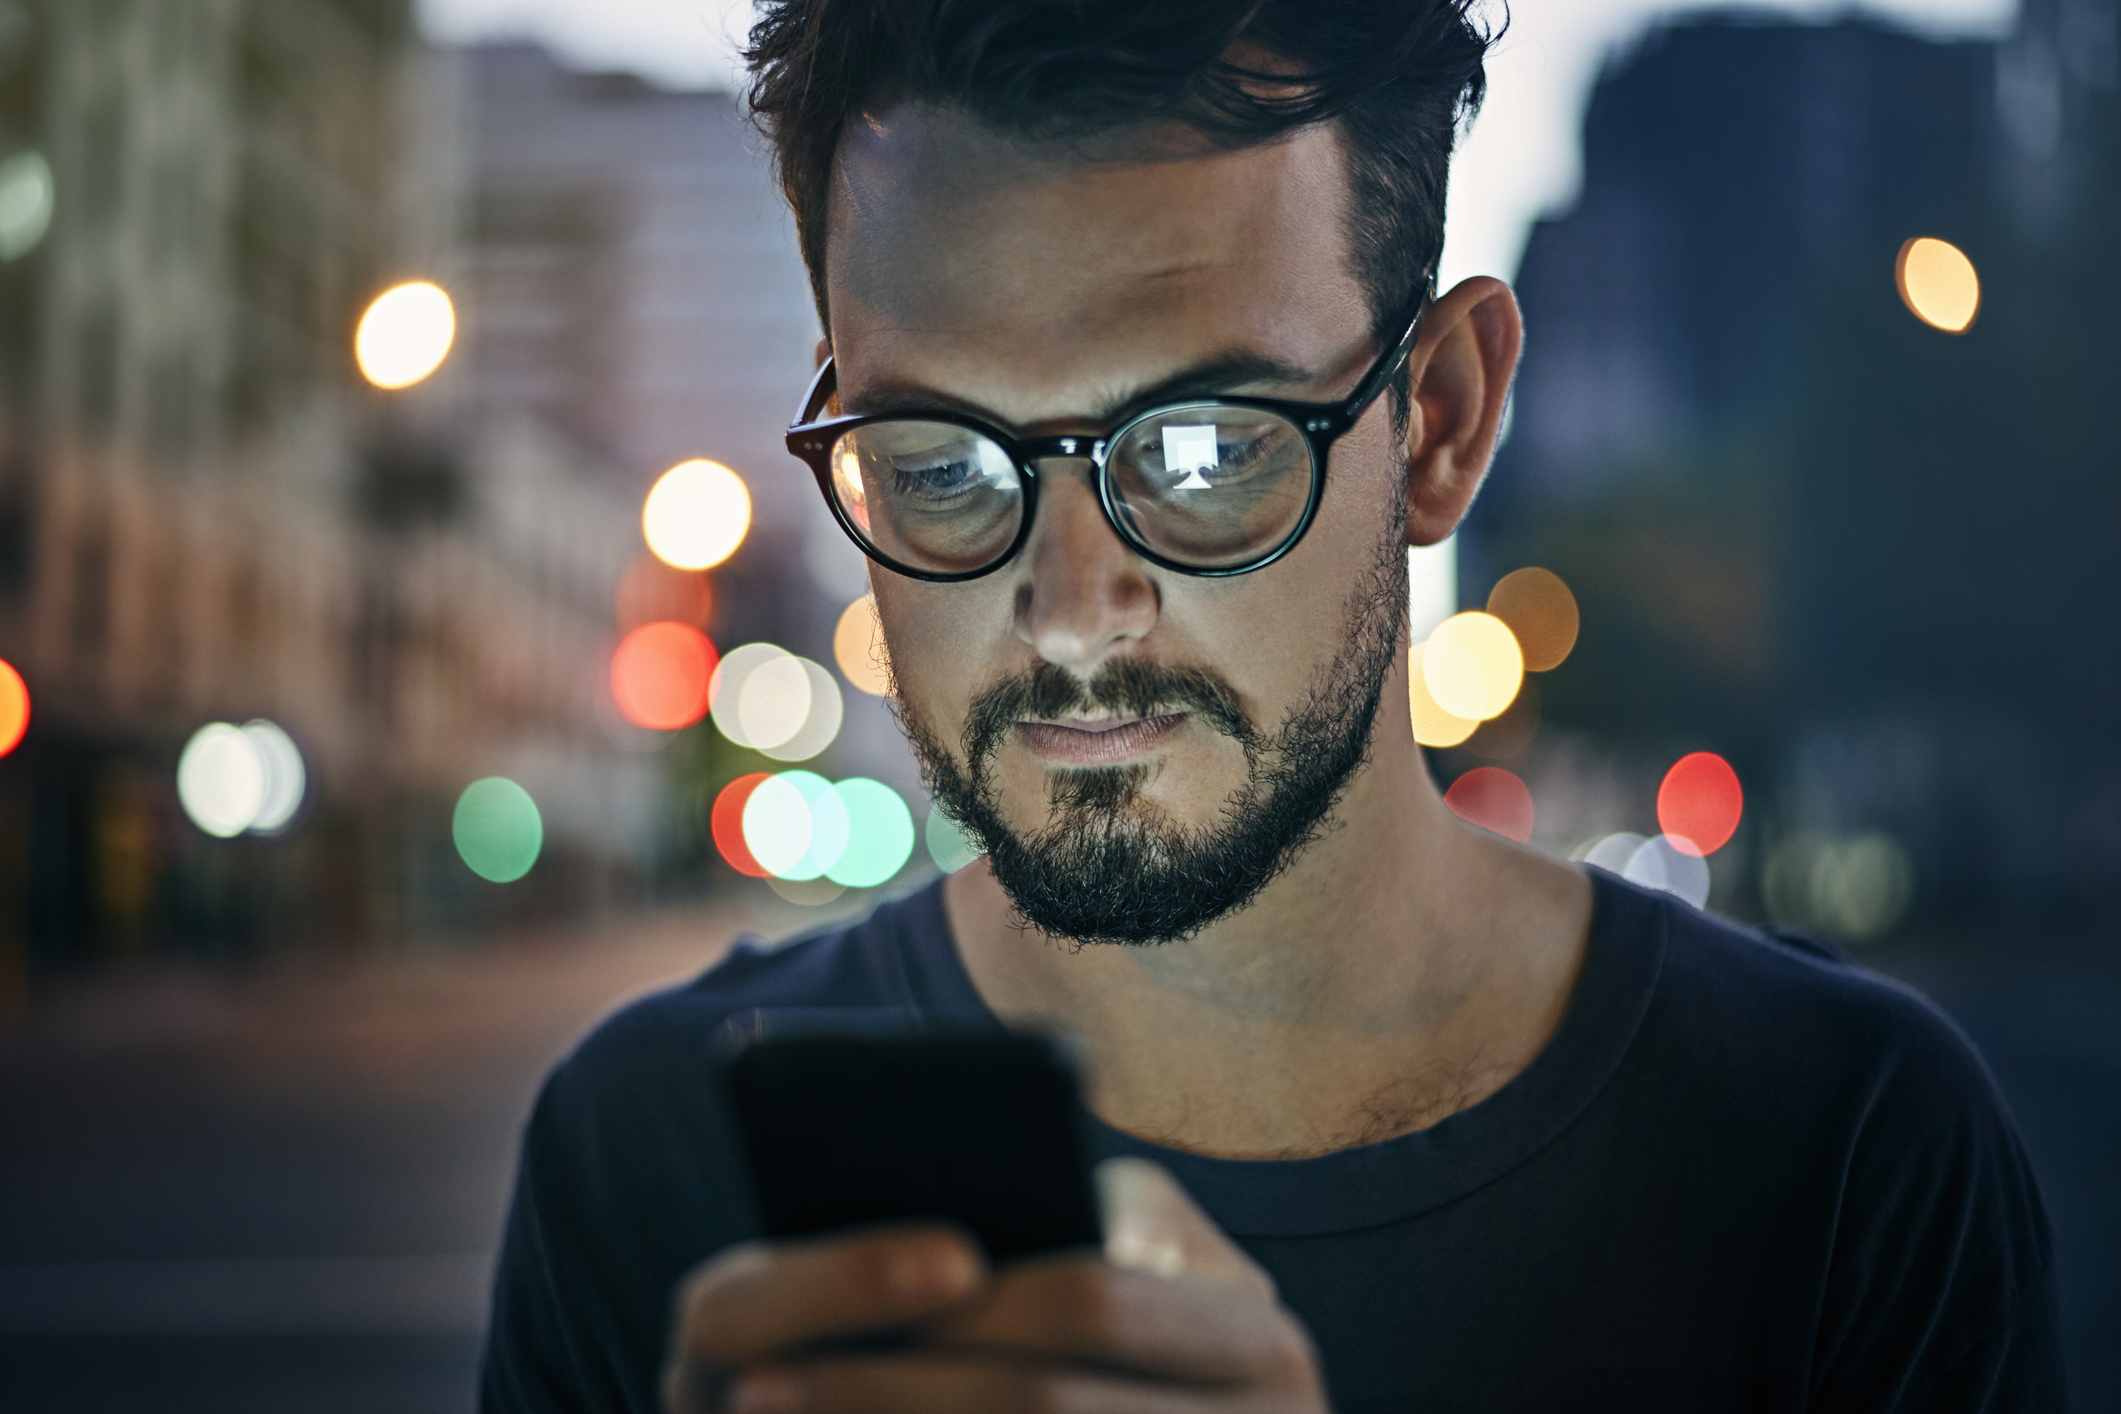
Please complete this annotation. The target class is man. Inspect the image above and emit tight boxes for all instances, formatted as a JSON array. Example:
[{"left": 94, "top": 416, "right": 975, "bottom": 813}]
[{"left": 483, "top": 2, "right": 2063, "bottom": 1410}]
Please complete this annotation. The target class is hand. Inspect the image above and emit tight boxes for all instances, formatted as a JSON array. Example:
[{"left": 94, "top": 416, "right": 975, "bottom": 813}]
[{"left": 664, "top": 1158, "right": 1329, "bottom": 1413}]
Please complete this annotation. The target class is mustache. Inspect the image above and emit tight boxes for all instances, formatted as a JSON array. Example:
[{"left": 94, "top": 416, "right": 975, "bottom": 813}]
[{"left": 963, "top": 660, "right": 1259, "bottom": 767}]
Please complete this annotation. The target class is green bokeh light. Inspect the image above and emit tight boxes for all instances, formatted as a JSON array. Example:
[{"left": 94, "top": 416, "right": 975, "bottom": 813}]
[
  {"left": 925, "top": 806, "right": 981, "bottom": 874},
  {"left": 827, "top": 779, "right": 915, "bottom": 888},
  {"left": 453, "top": 777, "right": 543, "bottom": 883}
]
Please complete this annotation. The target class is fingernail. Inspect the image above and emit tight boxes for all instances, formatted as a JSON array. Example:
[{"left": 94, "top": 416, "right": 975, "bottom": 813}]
[{"left": 730, "top": 1371, "right": 801, "bottom": 1414}]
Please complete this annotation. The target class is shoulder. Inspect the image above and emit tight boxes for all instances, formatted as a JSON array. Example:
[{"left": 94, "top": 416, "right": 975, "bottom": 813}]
[{"left": 1613, "top": 873, "right": 2003, "bottom": 1124}]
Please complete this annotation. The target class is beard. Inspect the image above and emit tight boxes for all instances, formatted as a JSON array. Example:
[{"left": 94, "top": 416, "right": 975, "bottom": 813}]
[{"left": 896, "top": 515, "right": 1409, "bottom": 947}]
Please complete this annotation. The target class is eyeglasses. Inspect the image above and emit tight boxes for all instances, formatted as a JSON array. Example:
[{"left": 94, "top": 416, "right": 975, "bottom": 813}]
[{"left": 784, "top": 279, "right": 1434, "bottom": 583}]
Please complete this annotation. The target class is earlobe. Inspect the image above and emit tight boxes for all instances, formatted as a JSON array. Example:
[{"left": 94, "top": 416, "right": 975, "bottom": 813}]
[
  {"left": 1401, "top": 277, "right": 1523, "bottom": 548},
  {"left": 813, "top": 335, "right": 832, "bottom": 371}
]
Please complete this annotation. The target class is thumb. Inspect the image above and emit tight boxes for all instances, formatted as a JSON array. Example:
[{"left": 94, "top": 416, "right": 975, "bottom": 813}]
[{"left": 1094, "top": 1157, "right": 1275, "bottom": 1297}]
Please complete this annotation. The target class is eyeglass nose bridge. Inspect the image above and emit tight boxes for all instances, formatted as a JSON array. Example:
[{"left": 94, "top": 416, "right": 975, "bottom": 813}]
[{"left": 1014, "top": 433, "right": 1109, "bottom": 468}]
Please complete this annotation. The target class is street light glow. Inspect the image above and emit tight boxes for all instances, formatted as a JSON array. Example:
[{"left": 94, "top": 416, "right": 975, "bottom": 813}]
[
  {"left": 643, "top": 459, "right": 751, "bottom": 570},
  {"left": 355, "top": 280, "right": 456, "bottom": 388}
]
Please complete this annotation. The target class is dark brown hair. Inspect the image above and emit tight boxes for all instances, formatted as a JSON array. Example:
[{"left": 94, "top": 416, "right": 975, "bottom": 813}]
[{"left": 745, "top": 0, "right": 1499, "bottom": 355}]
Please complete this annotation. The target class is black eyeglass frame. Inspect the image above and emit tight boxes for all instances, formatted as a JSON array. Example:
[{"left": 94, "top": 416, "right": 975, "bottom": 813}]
[{"left": 785, "top": 277, "right": 1435, "bottom": 583}]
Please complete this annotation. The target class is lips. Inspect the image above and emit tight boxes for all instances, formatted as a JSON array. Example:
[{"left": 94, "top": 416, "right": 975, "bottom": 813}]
[{"left": 1013, "top": 712, "right": 1189, "bottom": 766}]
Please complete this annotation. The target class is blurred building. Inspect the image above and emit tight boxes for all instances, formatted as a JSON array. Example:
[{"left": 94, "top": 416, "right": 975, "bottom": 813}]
[
  {"left": 0, "top": 1, "right": 647, "bottom": 994},
  {"left": 453, "top": 41, "right": 920, "bottom": 826},
  {"left": 1471, "top": 10, "right": 2121, "bottom": 935}
]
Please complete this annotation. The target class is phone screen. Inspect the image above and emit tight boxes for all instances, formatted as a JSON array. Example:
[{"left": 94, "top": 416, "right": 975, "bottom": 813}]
[{"left": 725, "top": 1030, "right": 1103, "bottom": 1261}]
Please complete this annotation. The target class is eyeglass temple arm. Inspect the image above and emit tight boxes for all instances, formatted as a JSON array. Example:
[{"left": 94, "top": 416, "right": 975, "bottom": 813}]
[
  {"left": 791, "top": 356, "right": 839, "bottom": 431},
  {"left": 1338, "top": 275, "right": 1437, "bottom": 423}
]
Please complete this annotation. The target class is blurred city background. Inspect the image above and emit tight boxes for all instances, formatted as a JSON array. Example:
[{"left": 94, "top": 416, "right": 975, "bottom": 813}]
[{"left": 0, "top": 0, "right": 2113, "bottom": 1409}]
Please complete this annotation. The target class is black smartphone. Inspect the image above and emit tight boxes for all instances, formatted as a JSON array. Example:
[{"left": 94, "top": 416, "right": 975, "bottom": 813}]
[{"left": 724, "top": 1030, "right": 1103, "bottom": 1262}]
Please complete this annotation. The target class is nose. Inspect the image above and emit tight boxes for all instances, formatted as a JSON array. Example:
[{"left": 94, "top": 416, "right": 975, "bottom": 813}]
[{"left": 1012, "top": 459, "right": 1159, "bottom": 672}]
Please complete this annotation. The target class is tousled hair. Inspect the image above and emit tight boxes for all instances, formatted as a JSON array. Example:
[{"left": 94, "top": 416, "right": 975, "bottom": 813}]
[{"left": 744, "top": 0, "right": 1500, "bottom": 360}]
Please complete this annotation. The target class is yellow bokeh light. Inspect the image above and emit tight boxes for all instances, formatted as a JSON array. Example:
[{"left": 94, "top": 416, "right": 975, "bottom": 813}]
[
  {"left": 1486, "top": 567, "right": 1579, "bottom": 672},
  {"left": 355, "top": 281, "right": 455, "bottom": 388},
  {"left": 833, "top": 596, "right": 892, "bottom": 696},
  {"left": 1896, "top": 237, "right": 1979, "bottom": 334},
  {"left": 1409, "top": 642, "right": 1479, "bottom": 747},
  {"left": 1422, "top": 611, "right": 1524, "bottom": 721},
  {"left": 643, "top": 458, "right": 751, "bottom": 570}
]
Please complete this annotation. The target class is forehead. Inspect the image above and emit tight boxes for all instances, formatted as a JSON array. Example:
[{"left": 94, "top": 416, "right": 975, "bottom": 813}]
[{"left": 824, "top": 104, "right": 1369, "bottom": 422}]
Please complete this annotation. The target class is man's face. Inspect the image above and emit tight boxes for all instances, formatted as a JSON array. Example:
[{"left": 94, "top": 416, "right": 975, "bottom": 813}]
[{"left": 826, "top": 107, "right": 1411, "bottom": 943}]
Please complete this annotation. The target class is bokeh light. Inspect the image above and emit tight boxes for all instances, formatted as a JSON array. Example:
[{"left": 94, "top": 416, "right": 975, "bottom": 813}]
[
  {"left": 1443, "top": 766, "right": 1535, "bottom": 843},
  {"left": 615, "top": 552, "right": 713, "bottom": 632},
  {"left": 1765, "top": 831, "right": 1914, "bottom": 941},
  {"left": 0, "top": 151, "right": 53, "bottom": 260},
  {"left": 827, "top": 779, "right": 916, "bottom": 887},
  {"left": 1623, "top": 834, "right": 1712, "bottom": 909},
  {"left": 1486, "top": 567, "right": 1579, "bottom": 672},
  {"left": 926, "top": 807, "right": 982, "bottom": 873},
  {"left": 354, "top": 280, "right": 456, "bottom": 388},
  {"left": 241, "top": 720, "right": 306, "bottom": 833},
  {"left": 453, "top": 777, "right": 543, "bottom": 883},
  {"left": 760, "top": 660, "right": 843, "bottom": 763},
  {"left": 0, "top": 657, "right": 28, "bottom": 757},
  {"left": 1896, "top": 236, "right": 1979, "bottom": 333},
  {"left": 177, "top": 723, "right": 265, "bottom": 838},
  {"left": 1409, "top": 642, "right": 1479, "bottom": 748},
  {"left": 643, "top": 458, "right": 751, "bottom": 570},
  {"left": 1577, "top": 831, "right": 1645, "bottom": 874},
  {"left": 612, "top": 621, "right": 718, "bottom": 730},
  {"left": 711, "top": 773, "right": 773, "bottom": 877},
  {"left": 833, "top": 596, "right": 892, "bottom": 696},
  {"left": 1423, "top": 611, "right": 1524, "bottom": 721},
  {"left": 785, "top": 772, "right": 852, "bottom": 881},
  {"left": 1656, "top": 751, "right": 1744, "bottom": 856},
  {"left": 711, "top": 644, "right": 841, "bottom": 760}
]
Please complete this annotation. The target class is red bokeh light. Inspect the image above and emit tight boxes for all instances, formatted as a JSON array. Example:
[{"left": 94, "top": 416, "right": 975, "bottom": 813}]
[
  {"left": 611, "top": 622, "right": 718, "bottom": 730},
  {"left": 1657, "top": 752, "right": 1743, "bottom": 856},
  {"left": 0, "top": 658, "right": 28, "bottom": 758},
  {"left": 711, "top": 772, "right": 773, "bottom": 877},
  {"left": 1444, "top": 767, "right": 1535, "bottom": 844}
]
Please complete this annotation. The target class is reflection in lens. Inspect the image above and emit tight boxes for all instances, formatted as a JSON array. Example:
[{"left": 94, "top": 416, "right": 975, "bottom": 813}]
[
  {"left": 833, "top": 422, "right": 1021, "bottom": 574},
  {"left": 1108, "top": 407, "right": 1311, "bottom": 568}
]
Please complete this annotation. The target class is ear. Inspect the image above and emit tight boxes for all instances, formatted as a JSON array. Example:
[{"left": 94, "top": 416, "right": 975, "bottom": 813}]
[
  {"left": 1400, "top": 277, "right": 1522, "bottom": 548},
  {"left": 813, "top": 335, "right": 832, "bottom": 371}
]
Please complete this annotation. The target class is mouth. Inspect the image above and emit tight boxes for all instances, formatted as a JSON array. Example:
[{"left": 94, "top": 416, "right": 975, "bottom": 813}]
[{"left": 1012, "top": 712, "right": 1190, "bottom": 766}]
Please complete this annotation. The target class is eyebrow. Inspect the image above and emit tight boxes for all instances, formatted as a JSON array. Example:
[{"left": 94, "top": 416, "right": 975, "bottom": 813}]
[{"left": 842, "top": 351, "right": 1323, "bottom": 428}]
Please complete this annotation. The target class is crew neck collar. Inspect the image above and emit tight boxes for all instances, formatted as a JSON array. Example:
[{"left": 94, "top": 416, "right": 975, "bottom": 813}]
[{"left": 882, "top": 869, "right": 1670, "bottom": 1237}]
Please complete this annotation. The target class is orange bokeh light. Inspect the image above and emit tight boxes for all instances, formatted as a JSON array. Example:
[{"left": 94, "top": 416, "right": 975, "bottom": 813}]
[
  {"left": 612, "top": 621, "right": 718, "bottom": 730},
  {"left": 0, "top": 658, "right": 27, "bottom": 757},
  {"left": 1657, "top": 751, "right": 1744, "bottom": 856},
  {"left": 616, "top": 552, "right": 713, "bottom": 633},
  {"left": 711, "top": 772, "right": 773, "bottom": 876},
  {"left": 1444, "top": 766, "right": 1535, "bottom": 844},
  {"left": 1486, "top": 567, "right": 1580, "bottom": 672}
]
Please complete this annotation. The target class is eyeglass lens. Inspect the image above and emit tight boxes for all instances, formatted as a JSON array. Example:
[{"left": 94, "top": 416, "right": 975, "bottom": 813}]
[{"left": 827, "top": 406, "right": 1314, "bottom": 576}]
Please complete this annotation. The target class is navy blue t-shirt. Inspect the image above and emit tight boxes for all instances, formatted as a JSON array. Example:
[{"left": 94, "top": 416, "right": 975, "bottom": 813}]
[{"left": 481, "top": 871, "right": 2064, "bottom": 1412}]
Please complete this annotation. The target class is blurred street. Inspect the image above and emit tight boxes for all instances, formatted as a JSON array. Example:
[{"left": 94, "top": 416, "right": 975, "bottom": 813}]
[
  {"left": 1, "top": 904, "right": 2115, "bottom": 1413},
  {"left": 0, "top": 895, "right": 829, "bottom": 1414}
]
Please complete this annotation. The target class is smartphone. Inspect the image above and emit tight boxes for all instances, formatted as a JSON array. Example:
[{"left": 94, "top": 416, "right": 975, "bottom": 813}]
[{"left": 724, "top": 1029, "right": 1103, "bottom": 1262}]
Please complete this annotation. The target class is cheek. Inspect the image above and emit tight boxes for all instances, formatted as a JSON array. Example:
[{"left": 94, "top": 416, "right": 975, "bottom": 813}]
[{"left": 871, "top": 577, "right": 1012, "bottom": 735}]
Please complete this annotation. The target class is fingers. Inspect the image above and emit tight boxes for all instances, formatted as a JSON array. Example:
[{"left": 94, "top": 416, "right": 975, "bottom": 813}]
[
  {"left": 1096, "top": 1158, "right": 1276, "bottom": 1297},
  {"left": 920, "top": 1256, "right": 1317, "bottom": 1388},
  {"left": 670, "top": 1224, "right": 985, "bottom": 1366},
  {"left": 725, "top": 1354, "right": 1257, "bottom": 1414}
]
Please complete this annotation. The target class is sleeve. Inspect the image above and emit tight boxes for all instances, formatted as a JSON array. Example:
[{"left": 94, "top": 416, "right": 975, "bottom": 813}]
[
  {"left": 480, "top": 1035, "right": 760, "bottom": 1414},
  {"left": 1807, "top": 993, "right": 2067, "bottom": 1413}
]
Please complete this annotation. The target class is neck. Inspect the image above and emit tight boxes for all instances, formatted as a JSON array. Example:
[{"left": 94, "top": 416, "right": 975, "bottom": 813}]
[{"left": 943, "top": 663, "right": 1593, "bottom": 1159}]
